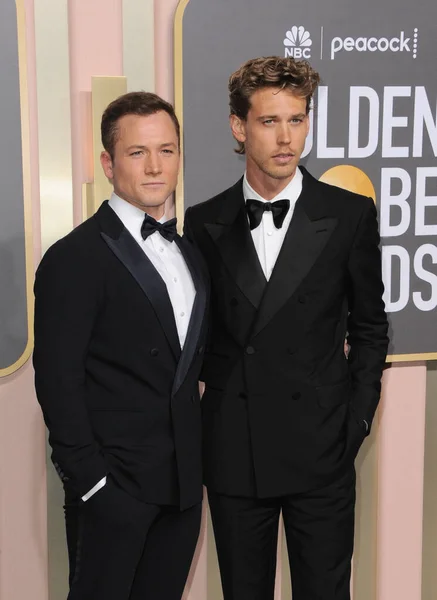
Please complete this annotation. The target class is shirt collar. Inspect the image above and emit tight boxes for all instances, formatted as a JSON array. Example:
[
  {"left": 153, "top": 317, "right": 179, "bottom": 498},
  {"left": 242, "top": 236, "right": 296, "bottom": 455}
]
[
  {"left": 243, "top": 166, "right": 303, "bottom": 205},
  {"left": 108, "top": 193, "right": 166, "bottom": 240}
]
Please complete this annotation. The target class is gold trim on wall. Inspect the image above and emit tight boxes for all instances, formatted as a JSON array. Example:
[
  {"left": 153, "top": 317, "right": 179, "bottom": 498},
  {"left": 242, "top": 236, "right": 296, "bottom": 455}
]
[
  {"left": 174, "top": 0, "right": 190, "bottom": 228},
  {"left": 83, "top": 76, "right": 127, "bottom": 219},
  {"left": 35, "top": 0, "right": 73, "bottom": 255},
  {"left": 386, "top": 352, "right": 437, "bottom": 362},
  {"left": 0, "top": 0, "right": 34, "bottom": 378}
]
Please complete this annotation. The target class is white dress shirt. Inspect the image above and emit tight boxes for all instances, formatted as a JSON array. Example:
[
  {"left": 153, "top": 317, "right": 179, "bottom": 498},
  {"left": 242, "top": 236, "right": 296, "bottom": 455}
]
[
  {"left": 243, "top": 166, "right": 303, "bottom": 280},
  {"left": 82, "top": 193, "right": 196, "bottom": 502},
  {"left": 108, "top": 193, "right": 196, "bottom": 346}
]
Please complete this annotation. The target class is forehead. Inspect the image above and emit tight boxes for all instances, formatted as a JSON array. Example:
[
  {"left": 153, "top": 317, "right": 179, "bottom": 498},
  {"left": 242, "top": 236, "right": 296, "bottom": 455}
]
[
  {"left": 116, "top": 111, "right": 178, "bottom": 145},
  {"left": 248, "top": 87, "right": 307, "bottom": 115}
]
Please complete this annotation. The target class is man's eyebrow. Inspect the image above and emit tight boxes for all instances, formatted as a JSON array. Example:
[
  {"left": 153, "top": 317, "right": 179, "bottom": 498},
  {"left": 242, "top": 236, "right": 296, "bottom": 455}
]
[
  {"left": 125, "top": 142, "right": 178, "bottom": 151},
  {"left": 257, "top": 113, "right": 306, "bottom": 121}
]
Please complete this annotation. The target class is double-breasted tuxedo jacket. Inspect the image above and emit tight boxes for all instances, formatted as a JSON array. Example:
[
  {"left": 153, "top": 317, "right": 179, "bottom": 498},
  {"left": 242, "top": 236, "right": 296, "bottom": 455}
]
[
  {"left": 184, "top": 167, "right": 389, "bottom": 499},
  {"left": 34, "top": 201, "right": 208, "bottom": 510}
]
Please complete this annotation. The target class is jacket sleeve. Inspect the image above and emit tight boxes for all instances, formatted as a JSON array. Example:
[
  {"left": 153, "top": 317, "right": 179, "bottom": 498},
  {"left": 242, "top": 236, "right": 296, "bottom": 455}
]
[
  {"left": 33, "top": 240, "right": 109, "bottom": 496},
  {"left": 346, "top": 197, "right": 389, "bottom": 430}
]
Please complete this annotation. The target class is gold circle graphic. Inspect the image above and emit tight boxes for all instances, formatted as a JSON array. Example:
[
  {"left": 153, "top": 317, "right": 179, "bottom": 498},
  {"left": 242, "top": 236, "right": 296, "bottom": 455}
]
[{"left": 319, "top": 165, "right": 376, "bottom": 203}]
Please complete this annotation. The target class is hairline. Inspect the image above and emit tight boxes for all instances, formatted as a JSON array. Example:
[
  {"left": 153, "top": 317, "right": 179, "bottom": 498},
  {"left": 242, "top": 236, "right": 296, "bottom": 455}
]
[{"left": 106, "top": 108, "right": 181, "bottom": 160}]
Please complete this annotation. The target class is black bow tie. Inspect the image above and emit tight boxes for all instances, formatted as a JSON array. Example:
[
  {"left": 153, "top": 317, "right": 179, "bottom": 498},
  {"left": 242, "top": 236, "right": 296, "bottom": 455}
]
[
  {"left": 141, "top": 215, "right": 177, "bottom": 242},
  {"left": 246, "top": 199, "right": 290, "bottom": 230}
]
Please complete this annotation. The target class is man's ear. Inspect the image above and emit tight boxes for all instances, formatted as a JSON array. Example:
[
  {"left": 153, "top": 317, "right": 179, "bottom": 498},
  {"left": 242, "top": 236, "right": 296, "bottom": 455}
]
[
  {"left": 100, "top": 151, "right": 114, "bottom": 181},
  {"left": 229, "top": 114, "right": 247, "bottom": 144}
]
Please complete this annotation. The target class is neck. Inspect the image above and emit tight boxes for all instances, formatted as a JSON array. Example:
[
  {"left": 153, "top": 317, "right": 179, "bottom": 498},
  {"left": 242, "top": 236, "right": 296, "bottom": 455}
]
[
  {"left": 145, "top": 206, "right": 166, "bottom": 220},
  {"left": 246, "top": 166, "right": 296, "bottom": 201},
  {"left": 114, "top": 191, "right": 166, "bottom": 220}
]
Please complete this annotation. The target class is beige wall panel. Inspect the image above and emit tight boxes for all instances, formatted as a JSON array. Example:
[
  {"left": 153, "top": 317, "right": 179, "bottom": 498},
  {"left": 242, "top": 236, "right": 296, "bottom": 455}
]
[
  {"left": 34, "top": 2, "right": 73, "bottom": 597},
  {"left": 207, "top": 504, "right": 223, "bottom": 600},
  {"left": 35, "top": 0, "right": 73, "bottom": 254},
  {"left": 353, "top": 418, "right": 379, "bottom": 600},
  {"left": 422, "top": 363, "right": 437, "bottom": 600},
  {"left": 34, "top": 0, "right": 73, "bottom": 596},
  {"left": 89, "top": 76, "right": 127, "bottom": 217},
  {"left": 123, "top": 0, "right": 155, "bottom": 92},
  {"left": 281, "top": 526, "right": 292, "bottom": 599}
]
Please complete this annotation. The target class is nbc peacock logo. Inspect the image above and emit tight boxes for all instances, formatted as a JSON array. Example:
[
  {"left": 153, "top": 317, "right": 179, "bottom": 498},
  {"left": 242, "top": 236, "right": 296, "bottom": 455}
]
[{"left": 284, "top": 26, "right": 312, "bottom": 59}]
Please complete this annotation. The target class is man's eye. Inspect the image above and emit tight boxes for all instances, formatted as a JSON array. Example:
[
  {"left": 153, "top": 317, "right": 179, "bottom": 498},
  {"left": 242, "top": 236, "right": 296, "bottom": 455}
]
[
  {"left": 162, "top": 149, "right": 174, "bottom": 154},
  {"left": 263, "top": 119, "right": 274, "bottom": 125},
  {"left": 130, "top": 151, "right": 142, "bottom": 156}
]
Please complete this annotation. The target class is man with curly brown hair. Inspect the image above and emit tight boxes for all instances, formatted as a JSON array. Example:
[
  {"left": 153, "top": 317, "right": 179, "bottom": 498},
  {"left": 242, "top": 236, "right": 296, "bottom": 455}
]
[{"left": 184, "top": 57, "right": 388, "bottom": 600}]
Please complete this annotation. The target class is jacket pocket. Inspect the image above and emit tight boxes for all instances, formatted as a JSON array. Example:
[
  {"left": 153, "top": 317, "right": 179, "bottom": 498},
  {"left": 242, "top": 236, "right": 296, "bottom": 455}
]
[{"left": 316, "top": 379, "right": 350, "bottom": 409}]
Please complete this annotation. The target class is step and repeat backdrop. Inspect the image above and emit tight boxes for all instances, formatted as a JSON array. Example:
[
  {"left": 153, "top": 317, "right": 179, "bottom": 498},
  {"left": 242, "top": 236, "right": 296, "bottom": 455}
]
[{"left": 178, "top": 0, "right": 437, "bottom": 361}]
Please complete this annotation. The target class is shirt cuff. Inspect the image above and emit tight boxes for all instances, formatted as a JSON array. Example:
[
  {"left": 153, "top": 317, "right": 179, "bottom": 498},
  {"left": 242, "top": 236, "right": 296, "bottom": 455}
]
[{"left": 81, "top": 476, "right": 107, "bottom": 502}]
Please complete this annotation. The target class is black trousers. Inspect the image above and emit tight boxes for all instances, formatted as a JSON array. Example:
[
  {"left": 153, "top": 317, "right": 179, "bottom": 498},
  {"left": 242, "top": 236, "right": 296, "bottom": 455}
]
[
  {"left": 208, "top": 469, "right": 356, "bottom": 600},
  {"left": 64, "top": 477, "right": 201, "bottom": 600}
]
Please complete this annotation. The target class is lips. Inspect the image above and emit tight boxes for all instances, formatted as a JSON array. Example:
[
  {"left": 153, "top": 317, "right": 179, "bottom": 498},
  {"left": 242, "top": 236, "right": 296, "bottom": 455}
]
[{"left": 272, "top": 153, "right": 295, "bottom": 164}]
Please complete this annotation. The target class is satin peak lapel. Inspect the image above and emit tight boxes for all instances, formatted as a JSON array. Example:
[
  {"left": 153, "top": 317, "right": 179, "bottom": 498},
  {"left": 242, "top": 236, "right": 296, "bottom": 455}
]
[
  {"left": 99, "top": 222, "right": 181, "bottom": 361},
  {"left": 204, "top": 184, "right": 266, "bottom": 309},
  {"left": 171, "top": 235, "right": 207, "bottom": 396}
]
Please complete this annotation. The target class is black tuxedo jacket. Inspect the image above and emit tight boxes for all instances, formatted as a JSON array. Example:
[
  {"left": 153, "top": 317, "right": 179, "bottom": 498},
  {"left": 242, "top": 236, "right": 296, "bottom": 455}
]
[
  {"left": 184, "top": 167, "right": 389, "bottom": 498},
  {"left": 34, "top": 201, "right": 208, "bottom": 510}
]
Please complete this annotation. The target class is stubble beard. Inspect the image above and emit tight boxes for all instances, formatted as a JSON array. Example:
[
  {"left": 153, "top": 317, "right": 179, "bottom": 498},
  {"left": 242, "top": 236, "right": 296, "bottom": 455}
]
[{"left": 259, "top": 159, "right": 297, "bottom": 182}]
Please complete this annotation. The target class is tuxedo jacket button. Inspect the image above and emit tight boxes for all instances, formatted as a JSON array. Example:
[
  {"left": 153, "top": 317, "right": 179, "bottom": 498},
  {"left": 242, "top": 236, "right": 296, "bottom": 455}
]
[
  {"left": 245, "top": 346, "right": 255, "bottom": 355},
  {"left": 191, "top": 395, "right": 196, "bottom": 403},
  {"left": 298, "top": 295, "right": 307, "bottom": 304},
  {"left": 197, "top": 346, "right": 204, "bottom": 354},
  {"left": 150, "top": 348, "right": 159, "bottom": 357},
  {"left": 292, "top": 392, "right": 301, "bottom": 401},
  {"left": 287, "top": 348, "right": 296, "bottom": 355},
  {"left": 230, "top": 298, "right": 238, "bottom": 307}
]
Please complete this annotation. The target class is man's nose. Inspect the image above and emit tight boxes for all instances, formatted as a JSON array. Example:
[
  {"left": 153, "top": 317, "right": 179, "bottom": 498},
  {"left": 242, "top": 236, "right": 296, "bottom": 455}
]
[
  {"left": 145, "top": 153, "right": 162, "bottom": 174},
  {"left": 277, "top": 122, "right": 291, "bottom": 145}
]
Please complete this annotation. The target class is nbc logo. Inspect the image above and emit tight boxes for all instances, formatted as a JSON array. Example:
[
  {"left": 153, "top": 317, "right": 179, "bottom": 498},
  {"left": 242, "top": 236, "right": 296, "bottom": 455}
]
[{"left": 284, "top": 26, "right": 312, "bottom": 59}]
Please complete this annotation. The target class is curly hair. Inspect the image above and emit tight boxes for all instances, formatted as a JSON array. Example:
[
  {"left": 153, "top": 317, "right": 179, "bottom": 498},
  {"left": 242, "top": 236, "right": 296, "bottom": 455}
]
[{"left": 229, "top": 56, "right": 320, "bottom": 154}]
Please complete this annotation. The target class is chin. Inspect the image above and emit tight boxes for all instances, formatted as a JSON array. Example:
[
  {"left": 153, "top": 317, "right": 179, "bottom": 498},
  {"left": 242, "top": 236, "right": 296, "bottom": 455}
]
[
  {"left": 140, "top": 196, "right": 167, "bottom": 207},
  {"left": 267, "top": 169, "right": 296, "bottom": 181}
]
